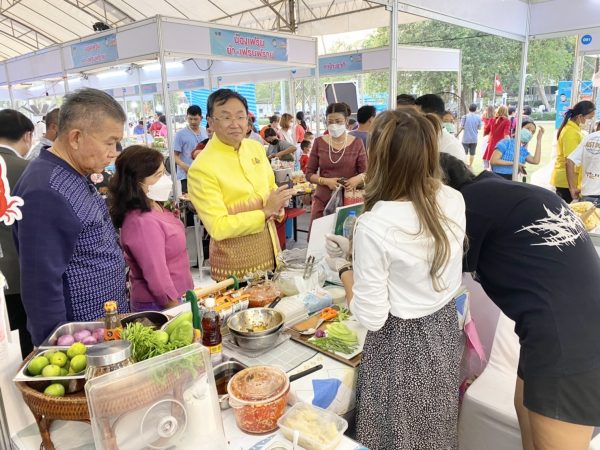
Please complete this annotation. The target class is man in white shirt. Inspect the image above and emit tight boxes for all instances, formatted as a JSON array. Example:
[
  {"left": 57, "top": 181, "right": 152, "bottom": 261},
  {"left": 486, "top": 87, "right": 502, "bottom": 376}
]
[
  {"left": 27, "top": 108, "right": 59, "bottom": 160},
  {"left": 566, "top": 130, "right": 600, "bottom": 202},
  {"left": 415, "top": 94, "right": 466, "bottom": 162}
]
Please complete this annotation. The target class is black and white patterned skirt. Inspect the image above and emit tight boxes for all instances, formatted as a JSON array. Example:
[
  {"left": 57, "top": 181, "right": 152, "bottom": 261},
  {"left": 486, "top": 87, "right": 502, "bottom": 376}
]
[{"left": 354, "top": 300, "right": 464, "bottom": 450}]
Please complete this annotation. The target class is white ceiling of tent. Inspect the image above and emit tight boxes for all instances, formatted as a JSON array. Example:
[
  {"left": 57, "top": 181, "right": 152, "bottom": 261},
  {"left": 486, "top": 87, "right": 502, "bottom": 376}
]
[
  {"left": 0, "top": 0, "right": 415, "bottom": 61},
  {"left": 1, "top": 0, "right": 598, "bottom": 63}
]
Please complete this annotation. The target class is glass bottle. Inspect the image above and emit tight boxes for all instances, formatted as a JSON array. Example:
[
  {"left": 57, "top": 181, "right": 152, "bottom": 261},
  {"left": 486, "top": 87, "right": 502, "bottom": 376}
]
[
  {"left": 103, "top": 301, "right": 122, "bottom": 341},
  {"left": 202, "top": 297, "right": 223, "bottom": 365}
]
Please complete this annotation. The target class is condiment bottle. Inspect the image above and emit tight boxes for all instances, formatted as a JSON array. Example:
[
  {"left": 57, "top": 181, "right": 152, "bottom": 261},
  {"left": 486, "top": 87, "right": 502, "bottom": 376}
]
[
  {"left": 202, "top": 297, "right": 223, "bottom": 365},
  {"left": 103, "top": 300, "right": 122, "bottom": 341}
]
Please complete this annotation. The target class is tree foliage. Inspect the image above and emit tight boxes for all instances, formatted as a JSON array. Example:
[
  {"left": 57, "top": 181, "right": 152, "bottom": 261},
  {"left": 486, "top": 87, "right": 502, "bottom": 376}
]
[{"left": 356, "top": 21, "right": 575, "bottom": 107}]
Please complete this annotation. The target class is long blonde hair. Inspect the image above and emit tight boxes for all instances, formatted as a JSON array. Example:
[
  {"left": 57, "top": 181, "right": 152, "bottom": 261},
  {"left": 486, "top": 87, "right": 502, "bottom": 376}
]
[
  {"left": 365, "top": 109, "right": 451, "bottom": 291},
  {"left": 280, "top": 113, "right": 293, "bottom": 130},
  {"left": 495, "top": 105, "right": 508, "bottom": 118}
]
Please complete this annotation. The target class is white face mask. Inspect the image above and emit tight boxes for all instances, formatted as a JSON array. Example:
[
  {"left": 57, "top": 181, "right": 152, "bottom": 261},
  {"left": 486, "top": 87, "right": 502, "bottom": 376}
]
[
  {"left": 327, "top": 124, "right": 347, "bottom": 138},
  {"left": 145, "top": 174, "right": 172, "bottom": 202}
]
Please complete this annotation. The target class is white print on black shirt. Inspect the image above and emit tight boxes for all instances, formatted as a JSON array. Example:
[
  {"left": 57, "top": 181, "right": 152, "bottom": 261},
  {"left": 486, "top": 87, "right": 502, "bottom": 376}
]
[{"left": 517, "top": 205, "right": 586, "bottom": 250}]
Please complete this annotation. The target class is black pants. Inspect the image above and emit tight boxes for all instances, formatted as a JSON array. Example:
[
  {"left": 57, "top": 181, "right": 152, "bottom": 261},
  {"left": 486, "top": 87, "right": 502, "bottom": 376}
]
[
  {"left": 6, "top": 293, "right": 33, "bottom": 358},
  {"left": 555, "top": 187, "right": 573, "bottom": 203}
]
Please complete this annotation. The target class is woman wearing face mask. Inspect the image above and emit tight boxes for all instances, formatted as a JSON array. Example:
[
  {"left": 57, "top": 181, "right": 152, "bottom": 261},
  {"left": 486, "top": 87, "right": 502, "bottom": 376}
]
[
  {"left": 552, "top": 100, "right": 596, "bottom": 202},
  {"left": 306, "top": 102, "right": 367, "bottom": 223},
  {"left": 442, "top": 110, "right": 457, "bottom": 136},
  {"left": 109, "top": 146, "right": 193, "bottom": 312},
  {"left": 490, "top": 120, "right": 544, "bottom": 180}
]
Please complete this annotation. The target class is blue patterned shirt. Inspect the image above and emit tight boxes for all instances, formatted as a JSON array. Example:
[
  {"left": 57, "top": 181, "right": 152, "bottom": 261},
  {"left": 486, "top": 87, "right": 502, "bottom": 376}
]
[
  {"left": 492, "top": 138, "right": 530, "bottom": 175},
  {"left": 13, "top": 148, "right": 128, "bottom": 345}
]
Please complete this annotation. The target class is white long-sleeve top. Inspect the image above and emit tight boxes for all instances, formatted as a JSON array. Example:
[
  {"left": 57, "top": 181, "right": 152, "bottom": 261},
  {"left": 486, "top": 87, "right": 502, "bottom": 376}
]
[{"left": 349, "top": 185, "right": 466, "bottom": 331}]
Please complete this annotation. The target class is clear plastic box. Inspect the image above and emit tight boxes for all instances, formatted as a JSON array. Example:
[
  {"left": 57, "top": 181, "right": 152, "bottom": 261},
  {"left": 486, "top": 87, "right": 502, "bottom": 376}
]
[
  {"left": 86, "top": 343, "right": 227, "bottom": 450},
  {"left": 277, "top": 402, "right": 348, "bottom": 450}
]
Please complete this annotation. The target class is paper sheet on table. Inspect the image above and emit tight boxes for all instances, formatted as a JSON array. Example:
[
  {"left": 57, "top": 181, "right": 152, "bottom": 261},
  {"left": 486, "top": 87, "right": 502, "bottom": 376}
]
[{"left": 306, "top": 214, "right": 335, "bottom": 260}]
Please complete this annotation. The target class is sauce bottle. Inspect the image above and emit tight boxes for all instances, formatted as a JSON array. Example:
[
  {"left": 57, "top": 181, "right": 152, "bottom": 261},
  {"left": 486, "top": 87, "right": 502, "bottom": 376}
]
[
  {"left": 103, "top": 301, "right": 122, "bottom": 341},
  {"left": 202, "top": 297, "right": 223, "bottom": 364}
]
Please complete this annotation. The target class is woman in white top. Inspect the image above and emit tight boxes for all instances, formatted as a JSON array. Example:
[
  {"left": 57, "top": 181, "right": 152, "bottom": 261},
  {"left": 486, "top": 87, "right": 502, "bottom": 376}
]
[
  {"left": 326, "top": 109, "right": 466, "bottom": 449},
  {"left": 278, "top": 113, "right": 295, "bottom": 144}
]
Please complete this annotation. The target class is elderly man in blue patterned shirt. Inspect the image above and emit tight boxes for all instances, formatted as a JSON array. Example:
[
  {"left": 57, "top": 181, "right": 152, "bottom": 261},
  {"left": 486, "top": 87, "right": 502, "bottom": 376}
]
[{"left": 13, "top": 88, "right": 129, "bottom": 346}]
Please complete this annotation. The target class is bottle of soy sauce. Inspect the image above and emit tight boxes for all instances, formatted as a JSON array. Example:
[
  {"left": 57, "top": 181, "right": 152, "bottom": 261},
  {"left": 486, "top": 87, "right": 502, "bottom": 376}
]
[
  {"left": 103, "top": 301, "right": 122, "bottom": 341},
  {"left": 201, "top": 298, "right": 222, "bottom": 365}
]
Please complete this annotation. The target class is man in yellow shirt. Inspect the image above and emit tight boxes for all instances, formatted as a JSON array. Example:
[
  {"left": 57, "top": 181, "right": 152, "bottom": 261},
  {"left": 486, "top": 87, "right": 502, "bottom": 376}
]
[{"left": 188, "top": 89, "right": 293, "bottom": 281}]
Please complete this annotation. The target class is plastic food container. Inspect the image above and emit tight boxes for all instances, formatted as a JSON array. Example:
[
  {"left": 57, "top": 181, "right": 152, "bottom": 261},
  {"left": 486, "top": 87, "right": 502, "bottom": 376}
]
[
  {"left": 227, "top": 365, "right": 290, "bottom": 434},
  {"left": 277, "top": 402, "right": 348, "bottom": 450},
  {"left": 244, "top": 282, "right": 282, "bottom": 308}
]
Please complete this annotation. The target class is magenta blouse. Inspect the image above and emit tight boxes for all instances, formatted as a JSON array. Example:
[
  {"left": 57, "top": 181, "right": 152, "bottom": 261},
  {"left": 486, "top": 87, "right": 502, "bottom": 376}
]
[{"left": 121, "top": 209, "right": 193, "bottom": 311}]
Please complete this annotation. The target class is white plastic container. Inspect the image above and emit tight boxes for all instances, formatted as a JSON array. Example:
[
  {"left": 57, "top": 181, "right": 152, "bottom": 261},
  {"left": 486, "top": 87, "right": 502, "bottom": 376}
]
[{"left": 277, "top": 402, "right": 348, "bottom": 450}]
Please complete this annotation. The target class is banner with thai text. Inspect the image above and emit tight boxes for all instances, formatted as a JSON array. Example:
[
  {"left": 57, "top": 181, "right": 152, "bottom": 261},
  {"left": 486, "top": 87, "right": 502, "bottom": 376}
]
[{"left": 210, "top": 29, "right": 288, "bottom": 62}]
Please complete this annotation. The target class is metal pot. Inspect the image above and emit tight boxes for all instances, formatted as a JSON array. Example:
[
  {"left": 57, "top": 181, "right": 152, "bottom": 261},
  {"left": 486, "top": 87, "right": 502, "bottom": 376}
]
[
  {"left": 213, "top": 360, "right": 247, "bottom": 410},
  {"left": 227, "top": 308, "right": 285, "bottom": 338},
  {"left": 230, "top": 328, "right": 283, "bottom": 351}
]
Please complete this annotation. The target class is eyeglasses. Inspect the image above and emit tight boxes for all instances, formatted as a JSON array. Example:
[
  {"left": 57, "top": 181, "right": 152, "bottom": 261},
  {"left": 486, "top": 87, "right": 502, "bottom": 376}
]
[{"left": 212, "top": 116, "right": 248, "bottom": 126}]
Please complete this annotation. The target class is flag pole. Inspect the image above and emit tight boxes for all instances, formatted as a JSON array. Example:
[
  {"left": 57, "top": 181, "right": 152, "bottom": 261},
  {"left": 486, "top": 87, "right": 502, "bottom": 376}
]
[{"left": 492, "top": 74, "right": 497, "bottom": 107}]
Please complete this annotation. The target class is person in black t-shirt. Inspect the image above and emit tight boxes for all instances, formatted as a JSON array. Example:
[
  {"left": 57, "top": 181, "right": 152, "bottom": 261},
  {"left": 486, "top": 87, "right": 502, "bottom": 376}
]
[{"left": 440, "top": 153, "right": 600, "bottom": 450}]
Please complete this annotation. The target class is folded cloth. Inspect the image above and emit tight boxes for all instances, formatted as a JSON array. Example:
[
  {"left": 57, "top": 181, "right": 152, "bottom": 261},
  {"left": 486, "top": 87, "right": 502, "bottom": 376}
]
[{"left": 312, "top": 378, "right": 342, "bottom": 409}]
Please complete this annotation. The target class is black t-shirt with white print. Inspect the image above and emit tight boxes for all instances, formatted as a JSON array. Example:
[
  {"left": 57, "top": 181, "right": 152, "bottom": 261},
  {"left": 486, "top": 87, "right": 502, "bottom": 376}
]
[{"left": 461, "top": 172, "right": 600, "bottom": 377}]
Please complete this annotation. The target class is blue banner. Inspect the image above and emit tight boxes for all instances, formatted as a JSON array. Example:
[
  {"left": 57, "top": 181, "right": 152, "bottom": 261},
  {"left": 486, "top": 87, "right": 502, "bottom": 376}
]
[
  {"left": 209, "top": 29, "right": 288, "bottom": 62},
  {"left": 319, "top": 54, "right": 363, "bottom": 76},
  {"left": 555, "top": 81, "right": 572, "bottom": 129},
  {"left": 177, "top": 79, "right": 205, "bottom": 91},
  {"left": 71, "top": 34, "right": 118, "bottom": 68},
  {"left": 555, "top": 80, "right": 596, "bottom": 128}
]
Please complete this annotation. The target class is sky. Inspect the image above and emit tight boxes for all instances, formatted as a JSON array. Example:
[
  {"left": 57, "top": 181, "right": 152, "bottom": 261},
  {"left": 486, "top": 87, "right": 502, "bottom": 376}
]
[{"left": 318, "top": 29, "right": 376, "bottom": 54}]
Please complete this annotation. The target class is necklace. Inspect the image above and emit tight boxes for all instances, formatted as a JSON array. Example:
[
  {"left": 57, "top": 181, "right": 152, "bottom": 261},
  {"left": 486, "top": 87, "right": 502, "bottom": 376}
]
[{"left": 328, "top": 133, "right": 348, "bottom": 164}]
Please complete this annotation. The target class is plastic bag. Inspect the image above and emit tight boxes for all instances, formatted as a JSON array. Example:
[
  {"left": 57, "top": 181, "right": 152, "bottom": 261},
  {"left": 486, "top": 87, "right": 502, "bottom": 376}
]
[{"left": 323, "top": 186, "right": 344, "bottom": 217}]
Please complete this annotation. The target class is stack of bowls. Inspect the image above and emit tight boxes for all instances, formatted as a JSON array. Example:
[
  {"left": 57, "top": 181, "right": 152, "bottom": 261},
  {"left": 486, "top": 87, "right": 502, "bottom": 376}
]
[{"left": 226, "top": 308, "right": 285, "bottom": 351}]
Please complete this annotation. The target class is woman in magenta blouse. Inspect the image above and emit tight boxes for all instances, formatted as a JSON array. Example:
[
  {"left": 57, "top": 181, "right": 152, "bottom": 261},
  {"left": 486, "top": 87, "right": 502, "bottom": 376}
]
[{"left": 109, "top": 146, "right": 193, "bottom": 312}]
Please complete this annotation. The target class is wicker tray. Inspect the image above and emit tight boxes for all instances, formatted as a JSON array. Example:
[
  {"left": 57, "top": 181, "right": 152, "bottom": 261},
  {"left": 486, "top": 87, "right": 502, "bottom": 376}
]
[{"left": 15, "top": 354, "right": 90, "bottom": 450}]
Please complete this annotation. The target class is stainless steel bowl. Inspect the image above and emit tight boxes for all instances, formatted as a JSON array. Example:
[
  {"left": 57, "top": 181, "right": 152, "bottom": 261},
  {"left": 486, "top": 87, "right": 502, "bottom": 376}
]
[
  {"left": 227, "top": 308, "right": 285, "bottom": 337},
  {"left": 230, "top": 328, "right": 282, "bottom": 351},
  {"left": 213, "top": 360, "right": 247, "bottom": 410}
]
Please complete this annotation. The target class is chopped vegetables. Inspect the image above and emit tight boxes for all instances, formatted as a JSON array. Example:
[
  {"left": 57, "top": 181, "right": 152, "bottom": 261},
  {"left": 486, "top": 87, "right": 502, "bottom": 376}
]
[
  {"left": 310, "top": 336, "right": 358, "bottom": 355},
  {"left": 320, "top": 307, "right": 338, "bottom": 321},
  {"left": 310, "top": 322, "right": 358, "bottom": 355},
  {"left": 333, "top": 307, "right": 351, "bottom": 322}
]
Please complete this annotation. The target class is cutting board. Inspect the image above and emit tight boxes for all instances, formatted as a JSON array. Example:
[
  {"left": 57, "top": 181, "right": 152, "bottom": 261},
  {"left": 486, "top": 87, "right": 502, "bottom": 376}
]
[{"left": 288, "top": 314, "right": 367, "bottom": 368}]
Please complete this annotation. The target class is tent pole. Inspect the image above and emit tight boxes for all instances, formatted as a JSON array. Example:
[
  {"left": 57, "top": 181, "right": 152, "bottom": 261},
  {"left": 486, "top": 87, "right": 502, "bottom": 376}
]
[
  {"left": 457, "top": 50, "right": 462, "bottom": 109},
  {"left": 157, "top": 17, "right": 179, "bottom": 198},
  {"left": 4, "top": 64, "right": 14, "bottom": 109},
  {"left": 571, "top": 38, "right": 582, "bottom": 104},
  {"left": 289, "top": 75, "right": 295, "bottom": 116},
  {"left": 389, "top": 0, "right": 398, "bottom": 110},
  {"left": 60, "top": 45, "right": 69, "bottom": 95},
  {"left": 137, "top": 66, "right": 148, "bottom": 144},
  {"left": 513, "top": 5, "right": 530, "bottom": 182},
  {"left": 315, "top": 42, "right": 321, "bottom": 135}
]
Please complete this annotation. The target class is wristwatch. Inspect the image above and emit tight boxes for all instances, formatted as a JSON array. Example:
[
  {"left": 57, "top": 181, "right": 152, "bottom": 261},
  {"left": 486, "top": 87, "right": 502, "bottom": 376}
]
[{"left": 338, "top": 264, "right": 353, "bottom": 278}]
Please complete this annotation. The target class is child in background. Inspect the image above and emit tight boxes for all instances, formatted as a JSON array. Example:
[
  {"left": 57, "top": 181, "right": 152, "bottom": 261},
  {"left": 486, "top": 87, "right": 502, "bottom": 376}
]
[
  {"left": 305, "top": 131, "right": 314, "bottom": 143},
  {"left": 300, "top": 139, "right": 313, "bottom": 212},
  {"left": 300, "top": 139, "right": 312, "bottom": 174},
  {"left": 442, "top": 111, "right": 457, "bottom": 136}
]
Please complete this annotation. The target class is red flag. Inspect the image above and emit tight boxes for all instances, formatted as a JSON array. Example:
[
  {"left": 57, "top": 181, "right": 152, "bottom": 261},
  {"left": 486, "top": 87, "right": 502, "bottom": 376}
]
[{"left": 494, "top": 74, "right": 503, "bottom": 94}]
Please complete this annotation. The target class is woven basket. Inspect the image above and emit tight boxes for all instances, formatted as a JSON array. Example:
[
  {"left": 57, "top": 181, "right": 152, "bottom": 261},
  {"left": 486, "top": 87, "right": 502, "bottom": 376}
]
[{"left": 15, "top": 381, "right": 90, "bottom": 421}]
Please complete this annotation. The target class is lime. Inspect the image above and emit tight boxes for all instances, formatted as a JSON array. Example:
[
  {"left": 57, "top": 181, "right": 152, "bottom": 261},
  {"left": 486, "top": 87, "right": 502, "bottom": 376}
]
[
  {"left": 27, "top": 356, "right": 50, "bottom": 376},
  {"left": 44, "top": 383, "right": 65, "bottom": 397},
  {"left": 67, "top": 342, "right": 87, "bottom": 359},
  {"left": 70, "top": 355, "right": 87, "bottom": 373},
  {"left": 44, "top": 350, "right": 56, "bottom": 361},
  {"left": 59, "top": 368, "right": 68, "bottom": 376},
  {"left": 154, "top": 330, "right": 169, "bottom": 345},
  {"left": 41, "top": 364, "right": 61, "bottom": 377},
  {"left": 50, "top": 352, "right": 67, "bottom": 368}
]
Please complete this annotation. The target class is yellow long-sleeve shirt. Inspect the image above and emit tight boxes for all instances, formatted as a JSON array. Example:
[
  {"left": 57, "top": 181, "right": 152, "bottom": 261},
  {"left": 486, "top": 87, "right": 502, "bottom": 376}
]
[
  {"left": 552, "top": 120, "right": 583, "bottom": 188},
  {"left": 188, "top": 134, "right": 280, "bottom": 281}
]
